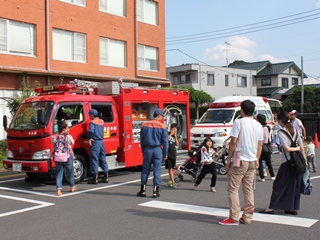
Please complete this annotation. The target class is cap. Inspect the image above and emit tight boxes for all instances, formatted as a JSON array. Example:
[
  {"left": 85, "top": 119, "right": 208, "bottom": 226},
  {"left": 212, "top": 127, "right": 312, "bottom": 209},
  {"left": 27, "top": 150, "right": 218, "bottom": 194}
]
[
  {"left": 88, "top": 109, "right": 98, "bottom": 117},
  {"left": 289, "top": 110, "right": 297, "bottom": 115},
  {"left": 154, "top": 108, "right": 164, "bottom": 117}
]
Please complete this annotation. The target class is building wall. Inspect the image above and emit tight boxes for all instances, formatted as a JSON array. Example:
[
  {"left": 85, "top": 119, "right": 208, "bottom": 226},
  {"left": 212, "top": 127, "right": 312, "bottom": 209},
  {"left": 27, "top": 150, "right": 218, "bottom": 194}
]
[
  {"left": 167, "top": 64, "right": 257, "bottom": 100},
  {"left": 0, "top": 0, "right": 167, "bottom": 89}
]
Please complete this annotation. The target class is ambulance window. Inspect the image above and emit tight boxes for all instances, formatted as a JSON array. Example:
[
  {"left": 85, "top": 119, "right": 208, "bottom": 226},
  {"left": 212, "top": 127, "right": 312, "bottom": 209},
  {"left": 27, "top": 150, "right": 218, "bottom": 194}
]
[
  {"left": 55, "top": 104, "right": 84, "bottom": 128},
  {"left": 233, "top": 111, "right": 241, "bottom": 121},
  {"left": 257, "top": 110, "right": 273, "bottom": 122},
  {"left": 91, "top": 104, "right": 113, "bottom": 123}
]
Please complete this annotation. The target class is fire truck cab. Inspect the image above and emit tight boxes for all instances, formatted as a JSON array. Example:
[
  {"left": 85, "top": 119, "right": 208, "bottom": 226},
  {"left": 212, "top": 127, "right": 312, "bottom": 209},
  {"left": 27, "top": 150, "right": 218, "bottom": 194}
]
[{"left": 2, "top": 81, "right": 190, "bottom": 183}]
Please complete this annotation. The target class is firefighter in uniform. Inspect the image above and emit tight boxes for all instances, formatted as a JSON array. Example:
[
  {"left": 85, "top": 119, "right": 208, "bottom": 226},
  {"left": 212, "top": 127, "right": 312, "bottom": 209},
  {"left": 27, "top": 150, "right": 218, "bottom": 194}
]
[
  {"left": 87, "top": 109, "right": 109, "bottom": 184},
  {"left": 137, "top": 109, "right": 168, "bottom": 198}
]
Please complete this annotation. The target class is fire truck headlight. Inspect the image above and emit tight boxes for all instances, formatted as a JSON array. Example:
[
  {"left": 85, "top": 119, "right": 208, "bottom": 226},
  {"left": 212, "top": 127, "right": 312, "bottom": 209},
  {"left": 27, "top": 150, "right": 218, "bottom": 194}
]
[
  {"left": 6, "top": 150, "right": 13, "bottom": 158},
  {"left": 32, "top": 149, "right": 51, "bottom": 160}
]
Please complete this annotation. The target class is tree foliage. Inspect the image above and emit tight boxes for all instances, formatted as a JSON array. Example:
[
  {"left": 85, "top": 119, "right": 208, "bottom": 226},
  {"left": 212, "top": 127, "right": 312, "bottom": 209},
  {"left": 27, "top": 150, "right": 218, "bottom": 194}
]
[
  {"left": 282, "top": 86, "right": 320, "bottom": 113},
  {"left": 6, "top": 77, "right": 40, "bottom": 117}
]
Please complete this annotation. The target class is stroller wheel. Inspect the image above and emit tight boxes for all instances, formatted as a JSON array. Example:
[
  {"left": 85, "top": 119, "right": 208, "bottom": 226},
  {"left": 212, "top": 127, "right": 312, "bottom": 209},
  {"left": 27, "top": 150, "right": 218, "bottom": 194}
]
[
  {"left": 179, "top": 175, "right": 184, "bottom": 181},
  {"left": 174, "top": 176, "right": 180, "bottom": 183},
  {"left": 219, "top": 166, "right": 227, "bottom": 175}
]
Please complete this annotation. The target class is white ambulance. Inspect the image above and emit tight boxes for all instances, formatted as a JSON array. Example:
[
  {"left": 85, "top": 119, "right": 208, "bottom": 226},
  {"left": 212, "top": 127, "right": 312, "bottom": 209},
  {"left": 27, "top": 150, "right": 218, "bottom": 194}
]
[{"left": 190, "top": 96, "right": 281, "bottom": 148}]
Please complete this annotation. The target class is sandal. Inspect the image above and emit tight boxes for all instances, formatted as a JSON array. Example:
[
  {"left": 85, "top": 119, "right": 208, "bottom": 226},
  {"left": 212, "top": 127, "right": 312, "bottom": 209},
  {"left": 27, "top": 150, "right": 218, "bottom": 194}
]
[
  {"left": 70, "top": 186, "right": 77, "bottom": 192},
  {"left": 259, "top": 209, "right": 275, "bottom": 214},
  {"left": 56, "top": 190, "right": 62, "bottom": 196}
]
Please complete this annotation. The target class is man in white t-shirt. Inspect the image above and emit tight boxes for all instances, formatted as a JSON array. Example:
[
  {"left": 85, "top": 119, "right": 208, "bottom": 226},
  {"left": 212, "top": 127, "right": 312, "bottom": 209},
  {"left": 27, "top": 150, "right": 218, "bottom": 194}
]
[
  {"left": 219, "top": 100, "right": 263, "bottom": 226},
  {"left": 289, "top": 110, "right": 306, "bottom": 140}
]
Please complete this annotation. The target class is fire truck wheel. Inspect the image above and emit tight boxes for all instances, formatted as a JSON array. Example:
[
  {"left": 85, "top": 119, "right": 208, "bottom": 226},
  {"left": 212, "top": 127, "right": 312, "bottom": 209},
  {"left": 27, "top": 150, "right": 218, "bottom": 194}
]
[{"left": 65, "top": 154, "right": 87, "bottom": 184}]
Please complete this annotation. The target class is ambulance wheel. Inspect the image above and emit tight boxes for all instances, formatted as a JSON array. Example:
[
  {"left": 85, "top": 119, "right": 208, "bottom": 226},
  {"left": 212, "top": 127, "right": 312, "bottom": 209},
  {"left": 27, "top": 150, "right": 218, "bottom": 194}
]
[
  {"left": 219, "top": 166, "right": 227, "bottom": 175},
  {"left": 65, "top": 154, "right": 87, "bottom": 184}
]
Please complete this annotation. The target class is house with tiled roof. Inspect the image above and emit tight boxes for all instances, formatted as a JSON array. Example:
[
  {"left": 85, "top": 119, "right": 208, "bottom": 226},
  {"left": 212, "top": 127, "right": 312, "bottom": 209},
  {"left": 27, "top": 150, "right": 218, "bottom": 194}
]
[{"left": 229, "top": 61, "right": 307, "bottom": 100}]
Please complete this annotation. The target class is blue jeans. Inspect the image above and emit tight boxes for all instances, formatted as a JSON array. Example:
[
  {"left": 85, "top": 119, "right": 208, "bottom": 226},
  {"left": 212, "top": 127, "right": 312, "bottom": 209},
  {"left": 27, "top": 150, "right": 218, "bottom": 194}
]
[
  {"left": 56, "top": 155, "right": 75, "bottom": 190},
  {"left": 141, "top": 146, "right": 162, "bottom": 186}
]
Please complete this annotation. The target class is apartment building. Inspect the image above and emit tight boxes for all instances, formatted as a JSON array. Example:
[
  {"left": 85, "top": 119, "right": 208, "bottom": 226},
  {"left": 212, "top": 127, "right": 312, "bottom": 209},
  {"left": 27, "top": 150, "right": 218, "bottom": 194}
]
[
  {"left": 0, "top": 0, "right": 167, "bottom": 139},
  {"left": 166, "top": 63, "right": 257, "bottom": 100}
]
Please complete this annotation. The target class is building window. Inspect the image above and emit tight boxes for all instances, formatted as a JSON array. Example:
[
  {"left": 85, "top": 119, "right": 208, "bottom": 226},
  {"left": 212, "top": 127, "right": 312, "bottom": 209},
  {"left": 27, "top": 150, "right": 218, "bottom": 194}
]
[
  {"left": 53, "top": 29, "right": 86, "bottom": 62},
  {"left": 100, "top": 38, "right": 126, "bottom": 67},
  {"left": 137, "top": 44, "right": 158, "bottom": 71},
  {"left": 292, "top": 77, "right": 298, "bottom": 85},
  {"left": 237, "top": 76, "right": 247, "bottom": 87},
  {"left": 225, "top": 75, "right": 229, "bottom": 86},
  {"left": 0, "top": 19, "right": 35, "bottom": 56},
  {"left": 207, "top": 74, "right": 214, "bottom": 85},
  {"left": 99, "top": 0, "right": 125, "bottom": 16},
  {"left": 60, "top": 0, "right": 86, "bottom": 7},
  {"left": 136, "top": 0, "right": 158, "bottom": 25},
  {"left": 261, "top": 78, "right": 271, "bottom": 86},
  {"left": 180, "top": 74, "right": 190, "bottom": 84},
  {"left": 282, "top": 78, "right": 289, "bottom": 88}
]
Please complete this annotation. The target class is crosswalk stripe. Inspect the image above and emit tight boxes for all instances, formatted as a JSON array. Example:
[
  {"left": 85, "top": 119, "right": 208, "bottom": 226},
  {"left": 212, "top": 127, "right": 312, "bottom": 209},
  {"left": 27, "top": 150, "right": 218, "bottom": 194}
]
[{"left": 139, "top": 200, "right": 318, "bottom": 228}]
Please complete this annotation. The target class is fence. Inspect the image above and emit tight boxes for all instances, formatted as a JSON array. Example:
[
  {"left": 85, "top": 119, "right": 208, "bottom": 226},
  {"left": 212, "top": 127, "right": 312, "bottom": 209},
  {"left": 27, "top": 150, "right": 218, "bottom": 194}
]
[{"left": 299, "top": 113, "right": 320, "bottom": 139}]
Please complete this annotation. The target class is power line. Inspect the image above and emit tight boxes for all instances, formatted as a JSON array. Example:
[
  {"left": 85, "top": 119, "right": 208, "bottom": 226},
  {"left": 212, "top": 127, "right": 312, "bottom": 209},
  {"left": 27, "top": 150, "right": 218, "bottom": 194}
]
[
  {"left": 167, "top": 8, "right": 320, "bottom": 40},
  {"left": 167, "top": 9, "right": 320, "bottom": 45}
]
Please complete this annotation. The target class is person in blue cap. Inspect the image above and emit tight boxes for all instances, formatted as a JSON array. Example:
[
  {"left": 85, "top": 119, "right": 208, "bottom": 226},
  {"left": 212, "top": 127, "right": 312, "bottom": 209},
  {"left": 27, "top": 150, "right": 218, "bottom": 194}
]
[
  {"left": 87, "top": 109, "right": 109, "bottom": 184},
  {"left": 137, "top": 108, "right": 169, "bottom": 198}
]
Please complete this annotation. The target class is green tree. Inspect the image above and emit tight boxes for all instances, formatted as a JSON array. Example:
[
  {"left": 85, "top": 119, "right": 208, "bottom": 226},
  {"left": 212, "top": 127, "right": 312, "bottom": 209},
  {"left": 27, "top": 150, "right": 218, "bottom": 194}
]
[
  {"left": 187, "top": 87, "right": 212, "bottom": 119},
  {"left": 6, "top": 77, "right": 40, "bottom": 117},
  {"left": 282, "top": 86, "right": 319, "bottom": 113}
]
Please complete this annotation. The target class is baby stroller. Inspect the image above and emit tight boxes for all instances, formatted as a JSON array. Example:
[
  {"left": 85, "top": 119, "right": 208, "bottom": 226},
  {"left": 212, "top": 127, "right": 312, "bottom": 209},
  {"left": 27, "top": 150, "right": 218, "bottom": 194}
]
[
  {"left": 212, "top": 137, "right": 230, "bottom": 175},
  {"left": 174, "top": 147, "right": 203, "bottom": 183}
]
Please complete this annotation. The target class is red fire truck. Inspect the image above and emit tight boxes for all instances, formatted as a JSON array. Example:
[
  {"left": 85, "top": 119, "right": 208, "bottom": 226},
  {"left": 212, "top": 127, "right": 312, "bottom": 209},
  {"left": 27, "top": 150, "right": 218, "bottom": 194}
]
[{"left": 2, "top": 80, "right": 190, "bottom": 183}]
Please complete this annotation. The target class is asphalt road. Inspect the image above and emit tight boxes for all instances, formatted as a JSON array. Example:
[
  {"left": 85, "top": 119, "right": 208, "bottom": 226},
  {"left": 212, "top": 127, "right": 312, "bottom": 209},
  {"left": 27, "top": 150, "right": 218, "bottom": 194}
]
[{"left": 0, "top": 150, "right": 319, "bottom": 240}]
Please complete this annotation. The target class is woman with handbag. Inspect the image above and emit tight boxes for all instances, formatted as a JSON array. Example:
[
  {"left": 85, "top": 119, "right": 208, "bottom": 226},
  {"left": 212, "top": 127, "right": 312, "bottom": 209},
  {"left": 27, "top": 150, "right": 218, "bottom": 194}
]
[
  {"left": 259, "top": 111, "right": 306, "bottom": 215},
  {"left": 257, "top": 114, "right": 275, "bottom": 182}
]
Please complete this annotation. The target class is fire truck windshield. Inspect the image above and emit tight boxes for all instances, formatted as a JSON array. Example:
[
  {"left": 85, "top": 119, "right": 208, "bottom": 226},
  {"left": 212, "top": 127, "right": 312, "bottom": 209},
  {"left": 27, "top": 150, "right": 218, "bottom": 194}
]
[
  {"left": 9, "top": 101, "right": 54, "bottom": 130},
  {"left": 198, "top": 109, "right": 235, "bottom": 123}
]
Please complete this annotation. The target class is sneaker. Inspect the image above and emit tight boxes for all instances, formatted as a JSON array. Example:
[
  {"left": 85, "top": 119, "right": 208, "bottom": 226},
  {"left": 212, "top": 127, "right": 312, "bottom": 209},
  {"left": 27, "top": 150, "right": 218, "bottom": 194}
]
[
  {"left": 166, "top": 181, "right": 173, "bottom": 187},
  {"left": 258, "top": 178, "right": 265, "bottom": 182},
  {"left": 218, "top": 218, "right": 239, "bottom": 226},
  {"left": 56, "top": 190, "right": 62, "bottom": 196},
  {"left": 194, "top": 184, "right": 200, "bottom": 190},
  {"left": 239, "top": 217, "right": 246, "bottom": 224},
  {"left": 210, "top": 187, "right": 216, "bottom": 193},
  {"left": 271, "top": 177, "right": 275, "bottom": 180},
  {"left": 171, "top": 182, "right": 177, "bottom": 189},
  {"left": 70, "top": 186, "right": 77, "bottom": 192}
]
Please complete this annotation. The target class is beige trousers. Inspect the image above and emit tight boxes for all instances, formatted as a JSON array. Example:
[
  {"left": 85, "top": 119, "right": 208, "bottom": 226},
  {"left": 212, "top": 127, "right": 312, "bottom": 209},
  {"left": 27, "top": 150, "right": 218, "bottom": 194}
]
[{"left": 227, "top": 161, "right": 256, "bottom": 223}]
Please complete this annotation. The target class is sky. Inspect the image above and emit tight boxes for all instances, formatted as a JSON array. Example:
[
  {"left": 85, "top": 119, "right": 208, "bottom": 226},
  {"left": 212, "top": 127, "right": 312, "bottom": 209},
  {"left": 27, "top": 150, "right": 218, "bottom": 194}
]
[{"left": 165, "top": 0, "right": 320, "bottom": 82}]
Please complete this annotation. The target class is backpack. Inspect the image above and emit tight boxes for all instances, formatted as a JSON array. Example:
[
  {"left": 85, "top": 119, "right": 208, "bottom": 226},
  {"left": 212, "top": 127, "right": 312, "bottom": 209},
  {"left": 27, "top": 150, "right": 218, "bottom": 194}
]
[
  {"left": 279, "top": 129, "right": 307, "bottom": 175},
  {"left": 53, "top": 134, "right": 69, "bottom": 162}
]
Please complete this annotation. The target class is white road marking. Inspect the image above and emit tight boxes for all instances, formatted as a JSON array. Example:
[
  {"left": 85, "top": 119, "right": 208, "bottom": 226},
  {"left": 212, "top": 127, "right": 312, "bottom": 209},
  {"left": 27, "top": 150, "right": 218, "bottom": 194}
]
[
  {"left": 139, "top": 200, "right": 318, "bottom": 228},
  {"left": 0, "top": 194, "right": 54, "bottom": 218}
]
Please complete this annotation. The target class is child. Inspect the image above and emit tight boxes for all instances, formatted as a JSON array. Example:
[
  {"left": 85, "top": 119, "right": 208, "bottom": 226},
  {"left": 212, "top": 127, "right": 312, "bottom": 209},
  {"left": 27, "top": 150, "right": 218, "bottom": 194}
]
[
  {"left": 194, "top": 137, "right": 217, "bottom": 192},
  {"left": 305, "top": 136, "right": 317, "bottom": 173},
  {"left": 165, "top": 123, "right": 179, "bottom": 188},
  {"left": 52, "top": 121, "right": 76, "bottom": 196}
]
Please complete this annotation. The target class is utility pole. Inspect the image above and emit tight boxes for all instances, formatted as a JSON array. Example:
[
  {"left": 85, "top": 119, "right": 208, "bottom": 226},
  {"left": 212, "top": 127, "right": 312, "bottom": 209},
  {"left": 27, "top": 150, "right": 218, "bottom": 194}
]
[
  {"left": 224, "top": 41, "right": 231, "bottom": 67},
  {"left": 301, "top": 56, "right": 304, "bottom": 113}
]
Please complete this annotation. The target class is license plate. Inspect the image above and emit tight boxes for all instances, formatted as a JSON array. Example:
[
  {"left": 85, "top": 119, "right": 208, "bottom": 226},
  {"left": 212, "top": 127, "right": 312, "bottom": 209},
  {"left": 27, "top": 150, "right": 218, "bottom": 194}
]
[{"left": 13, "top": 163, "right": 22, "bottom": 172}]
